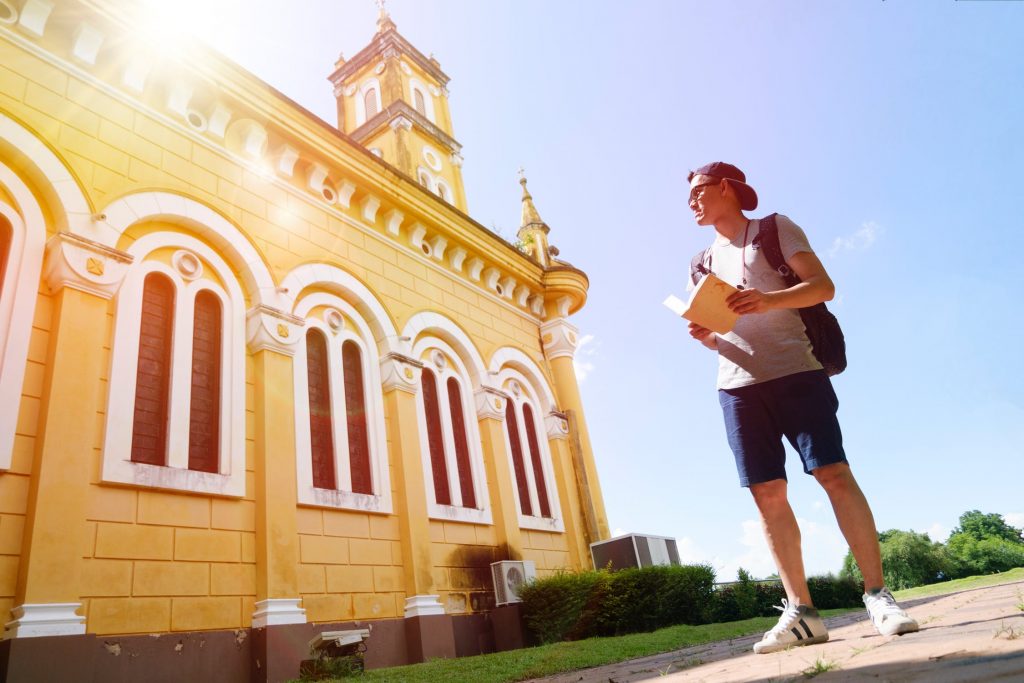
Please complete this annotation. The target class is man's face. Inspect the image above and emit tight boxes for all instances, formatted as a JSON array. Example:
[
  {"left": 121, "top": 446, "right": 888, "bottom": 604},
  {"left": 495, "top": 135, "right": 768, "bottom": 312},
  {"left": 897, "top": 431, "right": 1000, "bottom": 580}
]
[{"left": 688, "top": 174, "right": 724, "bottom": 226}]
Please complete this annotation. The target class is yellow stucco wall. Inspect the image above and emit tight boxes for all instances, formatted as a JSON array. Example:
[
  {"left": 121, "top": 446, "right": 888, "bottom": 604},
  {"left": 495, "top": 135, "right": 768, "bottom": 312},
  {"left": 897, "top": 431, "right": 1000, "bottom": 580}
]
[{"left": 0, "top": 1, "right": 604, "bottom": 638}]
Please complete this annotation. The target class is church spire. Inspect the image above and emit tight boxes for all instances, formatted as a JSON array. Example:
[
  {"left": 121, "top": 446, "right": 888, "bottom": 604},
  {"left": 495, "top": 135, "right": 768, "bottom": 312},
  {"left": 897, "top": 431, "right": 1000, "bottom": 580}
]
[
  {"left": 517, "top": 169, "right": 552, "bottom": 267},
  {"left": 375, "top": 0, "right": 396, "bottom": 33}
]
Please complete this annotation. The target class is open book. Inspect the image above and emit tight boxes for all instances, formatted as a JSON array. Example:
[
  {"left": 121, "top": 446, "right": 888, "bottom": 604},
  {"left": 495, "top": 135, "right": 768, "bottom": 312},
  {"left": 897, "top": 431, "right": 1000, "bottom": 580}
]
[{"left": 663, "top": 273, "right": 740, "bottom": 334}]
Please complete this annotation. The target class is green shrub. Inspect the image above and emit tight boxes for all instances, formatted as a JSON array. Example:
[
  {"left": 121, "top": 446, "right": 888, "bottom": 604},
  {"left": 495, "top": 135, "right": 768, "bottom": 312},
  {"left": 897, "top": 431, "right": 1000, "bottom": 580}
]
[
  {"left": 519, "top": 564, "right": 715, "bottom": 643},
  {"left": 710, "top": 574, "right": 860, "bottom": 622}
]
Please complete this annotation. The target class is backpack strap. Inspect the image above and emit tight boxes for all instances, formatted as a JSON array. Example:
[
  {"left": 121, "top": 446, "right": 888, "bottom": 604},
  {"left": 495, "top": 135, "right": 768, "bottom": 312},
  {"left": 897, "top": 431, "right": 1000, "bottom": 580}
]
[
  {"left": 689, "top": 247, "right": 712, "bottom": 287},
  {"left": 752, "top": 213, "right": 800, "bottom": 287}
]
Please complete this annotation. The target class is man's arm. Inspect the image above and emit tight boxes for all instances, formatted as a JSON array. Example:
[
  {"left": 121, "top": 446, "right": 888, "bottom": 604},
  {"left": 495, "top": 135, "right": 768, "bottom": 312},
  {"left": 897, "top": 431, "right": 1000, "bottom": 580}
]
[
  {"left": 725, "top": 251, "right": 835, "bottom": 314},
  {"left": 688, "top": 322, "right": 718, "bottom": 350}
]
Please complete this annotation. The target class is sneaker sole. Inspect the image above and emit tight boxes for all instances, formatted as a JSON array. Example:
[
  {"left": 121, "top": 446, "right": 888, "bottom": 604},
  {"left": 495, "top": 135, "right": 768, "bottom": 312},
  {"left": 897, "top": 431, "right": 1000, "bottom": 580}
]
[
  {"left": 878, "top": 622, "right": 919, "bottom": 636},
  {"left": 753, "top": 633, "right": 829, "bottom": 654}
]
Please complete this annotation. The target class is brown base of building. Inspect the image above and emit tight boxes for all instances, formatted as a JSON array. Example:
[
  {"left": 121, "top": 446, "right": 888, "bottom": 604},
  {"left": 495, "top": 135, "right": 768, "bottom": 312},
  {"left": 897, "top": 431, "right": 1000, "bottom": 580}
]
[{"left": 0, "top": 609, "right": 527, "bottom": 683}]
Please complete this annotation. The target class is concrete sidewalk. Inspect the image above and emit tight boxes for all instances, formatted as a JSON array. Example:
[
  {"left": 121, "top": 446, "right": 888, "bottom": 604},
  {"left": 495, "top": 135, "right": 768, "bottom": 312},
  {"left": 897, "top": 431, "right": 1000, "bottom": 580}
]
[{"left": 532, "top": 579, "right": 1024, "bottom": 682}]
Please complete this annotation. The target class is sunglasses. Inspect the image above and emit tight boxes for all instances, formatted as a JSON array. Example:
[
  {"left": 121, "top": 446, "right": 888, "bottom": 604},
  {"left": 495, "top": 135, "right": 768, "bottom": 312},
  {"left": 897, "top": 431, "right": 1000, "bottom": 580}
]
[{"left": 689, "top": 179, "right": 722, "bottom": 204}]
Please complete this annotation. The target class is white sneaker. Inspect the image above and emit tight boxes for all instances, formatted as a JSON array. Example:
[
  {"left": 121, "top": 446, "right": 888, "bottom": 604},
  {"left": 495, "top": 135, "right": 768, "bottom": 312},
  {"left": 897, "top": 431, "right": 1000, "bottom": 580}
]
[
  {"left": 864, "top": 587, "right": 919, "bottom": 636},
  {"left": 753, "top": 599, "right": 829, "bottom": 654}
]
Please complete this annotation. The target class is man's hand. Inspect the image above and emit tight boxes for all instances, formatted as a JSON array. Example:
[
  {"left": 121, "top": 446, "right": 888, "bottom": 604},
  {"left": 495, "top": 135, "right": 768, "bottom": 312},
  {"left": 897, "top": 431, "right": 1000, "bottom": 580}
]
[
  {"left": 726, "top": 288, "right": 776, "bottom": 315},
  {"left": 688, "top": 322, "right": 717, "bottom": 349}
]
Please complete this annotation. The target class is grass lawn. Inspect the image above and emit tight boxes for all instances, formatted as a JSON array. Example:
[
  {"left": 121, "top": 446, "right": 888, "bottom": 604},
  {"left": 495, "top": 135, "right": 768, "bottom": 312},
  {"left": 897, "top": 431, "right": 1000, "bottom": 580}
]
[{"left": 318, "top": 568, "right": 1024, "bottom": 683}]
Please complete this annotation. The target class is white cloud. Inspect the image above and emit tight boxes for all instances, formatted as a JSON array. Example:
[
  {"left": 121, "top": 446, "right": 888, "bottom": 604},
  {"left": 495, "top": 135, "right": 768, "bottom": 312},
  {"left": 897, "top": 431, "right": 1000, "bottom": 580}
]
[
  {"left": 812, "top": 500, "right": 827, "bottom": 512},
  {"left": 828, "top": 221, "right": 883, "bottom": 258},
  {"left": 573, "top": 334, "right": 596, "bottom": 383},
  {"left": 926, "top": 522, "right": 949, "bottom": 543},
  {"left": 717, "top": 517, "right": 849, "bottom": 582},
  {"left": 1004, "top": 512, "right": 1024, "bottom": 530}
]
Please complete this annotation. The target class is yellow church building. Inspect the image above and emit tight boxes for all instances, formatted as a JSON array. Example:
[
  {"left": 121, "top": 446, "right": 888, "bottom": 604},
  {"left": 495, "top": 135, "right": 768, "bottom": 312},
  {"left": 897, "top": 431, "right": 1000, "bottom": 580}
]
[{"left": 0, "top": 0, "right": 609, "bottom": 679}]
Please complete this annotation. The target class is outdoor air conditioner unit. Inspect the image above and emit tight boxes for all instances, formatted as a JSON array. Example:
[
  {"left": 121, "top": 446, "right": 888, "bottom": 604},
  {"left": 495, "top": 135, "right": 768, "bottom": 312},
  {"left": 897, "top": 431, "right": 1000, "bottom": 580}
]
[
  {"left": 590, "top": 533, "right": 680, "bottom": 571},
  {"left": 491, "top": 560, "right": 537, "bottom": 606}
]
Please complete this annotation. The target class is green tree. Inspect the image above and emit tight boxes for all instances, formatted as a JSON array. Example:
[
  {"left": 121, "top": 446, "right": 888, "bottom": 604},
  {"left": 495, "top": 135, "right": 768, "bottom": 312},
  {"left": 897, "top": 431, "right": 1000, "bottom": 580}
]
[
  {"left": 951, "top": 510, "right": 1024, "bottom": 544},
  {"left": 839, "top": 530, "right": 949, "bottom": 590}
]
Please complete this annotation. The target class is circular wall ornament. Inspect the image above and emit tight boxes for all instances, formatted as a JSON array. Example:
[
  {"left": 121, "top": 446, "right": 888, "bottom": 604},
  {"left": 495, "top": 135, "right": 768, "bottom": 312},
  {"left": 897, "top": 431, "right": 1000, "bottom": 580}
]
[
  {"left": 172, "top": 250, "right": 203, "bottom": 280},
  {"left": 421, "top": 146, "right": 442, "bottom": 171},
  {"left": 429, "top": 84, "right": 440, "bottom": 97},
  {"left": 510, "top": 380, "right": 521, "bottom": 397},
  {"left": 375, "top": 62, "right": 386, "bottom": 74},
  {"left": 403, "top": 367, "right": 414, "bottom": 380},
  {"left": 324, "top": 308, "right": 344, "bottom": 332},
  {"left": 431, "top": 350, "right": 445, "bottom": 369},
  {"left": 185, "top": 109, "right": 208, "bottom": 132},
  {"left": 343, "top": 84, "right": 357, "bottom": 97}
]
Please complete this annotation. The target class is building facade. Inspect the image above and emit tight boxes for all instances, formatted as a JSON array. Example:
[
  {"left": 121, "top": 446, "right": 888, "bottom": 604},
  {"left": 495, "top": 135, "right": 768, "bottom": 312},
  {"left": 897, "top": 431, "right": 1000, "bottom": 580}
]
[{"left": 0, "top": 0, "right": 610, "bottom": 679}]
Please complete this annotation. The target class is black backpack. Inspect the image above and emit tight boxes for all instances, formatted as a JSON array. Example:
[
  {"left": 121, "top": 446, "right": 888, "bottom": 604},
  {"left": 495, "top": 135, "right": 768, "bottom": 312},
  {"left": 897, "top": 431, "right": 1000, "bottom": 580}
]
[{"left": 689, "top": 213, "right": 847, "bottom": 376}]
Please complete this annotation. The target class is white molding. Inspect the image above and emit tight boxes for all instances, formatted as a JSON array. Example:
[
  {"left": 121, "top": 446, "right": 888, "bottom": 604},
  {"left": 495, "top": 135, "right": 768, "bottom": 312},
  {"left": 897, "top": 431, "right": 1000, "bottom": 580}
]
[
  {"left": 389, "top": 115, "right": 413, "bottom": 132},
  {"left": 252, "top": 599, "right": 306, "bottom": 628},
  {"left": 448, "top": 247, "right": 467, "bottom": 272},
  {"left": 99, "top": 191, "right": 279, "bottom": 309},
  {"left": 383, "top": 209, "right": 404, "bottom": 237},
  {"left": 486, "top": 347, "right": 557, "bottom": 412},
  {"left": 274, "top": 144, "right": 300, "bottom": 177},
  {"left": 278, "top": 263, "right": 399, "bottom": 353},
  {"left": 207, "top": 104, "right": 232, "bottom": 139},
  {"left": 0, "top": 1, "right": 18, "bottom": 26},
  {"left": 360, "top": 194, "right": 380, "bottom": 224},
  {"left": 404, "top": 595, "right": 445, "bottom": 618},
  {"left": 474, "top": 386, "right": 508, "bottom": 421},
  {"left": 101, "top": 233, "right": 247, "bottom": 497},
  {"left": 246, "top": 304, "right": 304, "bottom": 356},
  {"left": 355, "top": 78, "right": 382, "bottom": 127},
  {"left": 408, "top": 78, "right": 436, "bottom": 123},
  {"left": 545, "top": 411, "right": 570, "bottom": 440},
  {"left": 17, "top": 0, "right": 52, "bottom": 37},
  {"left": 71, "top": 23, "right": 104, "bottom": 65},
  {"left": 291, "top": 295, "right": 393, "bottom": 514},
  {"left": 380, "top": 352, "right": 422, "bottom": 395},
  {"left": 42, "top": 232, "right": 132, "bottom": 299},
  {"left": 540, "top": 318, "right": 580, "bottom": 361},
  {"left": 4, "top": 603, "right": 85, "bottom": 638}
]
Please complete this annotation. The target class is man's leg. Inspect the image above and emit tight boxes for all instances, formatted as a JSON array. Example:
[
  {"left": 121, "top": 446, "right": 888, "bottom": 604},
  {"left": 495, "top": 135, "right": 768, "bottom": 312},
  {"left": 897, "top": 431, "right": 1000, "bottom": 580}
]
[
  {"left": 812, "top": 462, "right": 883, "bottom": 590},
  {"left": 749, "top": 478, "right": 813, "bottom": 606}
]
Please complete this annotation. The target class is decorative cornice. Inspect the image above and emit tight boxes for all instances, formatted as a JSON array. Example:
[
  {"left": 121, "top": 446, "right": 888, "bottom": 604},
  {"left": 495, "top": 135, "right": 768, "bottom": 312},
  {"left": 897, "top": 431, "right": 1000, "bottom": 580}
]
[
  {"left": 380, "top": 352, "right": 423, "bottom": 394},
  {"left": 474, "top": 386, "right": 510, "bottom": 421},
  {"left": 353, "top": 100, "right": 462, "bottom": 155},
  {"left": 246, "top": 304, "right": 305, "bottom": 355},
  {"left": 4, "top": 603, "right": 86, "bottom": 638},
  {"left": 539, "top": 318, "right": 580, "bottom": 360},
  {"left": 403, "top": 594, "right": 445, "bottom": 618},
  {"left": 43, "top": 231, "right": 133, "bottom": 299},
  {"left": 252, "top": 598, "right": 306, "bottom": 628}
]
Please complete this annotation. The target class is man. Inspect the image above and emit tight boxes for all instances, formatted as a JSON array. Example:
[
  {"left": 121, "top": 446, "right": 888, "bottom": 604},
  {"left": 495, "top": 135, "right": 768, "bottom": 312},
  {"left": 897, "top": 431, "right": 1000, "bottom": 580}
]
[{"left": 685, "top": 162, "right": 917, "bottom": 654}]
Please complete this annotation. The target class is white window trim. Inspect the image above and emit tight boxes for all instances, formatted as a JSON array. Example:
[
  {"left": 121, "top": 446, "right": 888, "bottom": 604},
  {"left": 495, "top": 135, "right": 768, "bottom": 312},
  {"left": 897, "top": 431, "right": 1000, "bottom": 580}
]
[
  {"left": 413, "top": 337, "right": 491, "bottom": 525},
  {"left": 0, "top": 187, "right": 44, "bottom": 472},
  {"left": 101, "top": 233, "right": 246, "bottom": 496},
  {"left": 497, "top": 368, "right": 564, "bottom": 533},
  {"left": 292, "top": 292, "right": 392, "bottom": 513},
  {"left": 408, "top": 78, "right": 436, "bottom": 122},
  {"left": 355, "top": 78, "right": 383, "bottom": 127}
]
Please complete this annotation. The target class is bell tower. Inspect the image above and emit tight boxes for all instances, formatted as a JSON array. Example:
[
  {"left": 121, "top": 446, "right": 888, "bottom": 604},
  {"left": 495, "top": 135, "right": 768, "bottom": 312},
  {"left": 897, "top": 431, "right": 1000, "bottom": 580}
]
[{"left": 329, "top": 2, "right": 468, "bottom": 211}]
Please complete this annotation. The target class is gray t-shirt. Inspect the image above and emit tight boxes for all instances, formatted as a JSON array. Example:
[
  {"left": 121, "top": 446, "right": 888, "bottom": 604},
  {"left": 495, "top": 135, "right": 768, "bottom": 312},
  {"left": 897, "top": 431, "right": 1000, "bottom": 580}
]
[{"left": 692, "top": 214, "right": 822, "bottom": 389}]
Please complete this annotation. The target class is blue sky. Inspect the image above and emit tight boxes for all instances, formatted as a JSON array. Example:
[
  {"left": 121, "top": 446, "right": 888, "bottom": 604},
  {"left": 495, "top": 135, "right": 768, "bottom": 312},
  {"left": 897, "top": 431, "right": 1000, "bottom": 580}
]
[{"left": 159, "top": 0, "right": 1024, "bottom": 580}]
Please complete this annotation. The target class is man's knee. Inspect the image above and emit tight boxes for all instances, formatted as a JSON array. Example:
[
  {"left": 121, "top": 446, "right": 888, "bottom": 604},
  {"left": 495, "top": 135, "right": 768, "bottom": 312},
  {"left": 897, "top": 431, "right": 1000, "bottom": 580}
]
[
  {"left": 750, "top": 478, "right": 788, "bottom": 510},
  {"left": 813, "top": 462, "right": 854, "bottom": 491}
]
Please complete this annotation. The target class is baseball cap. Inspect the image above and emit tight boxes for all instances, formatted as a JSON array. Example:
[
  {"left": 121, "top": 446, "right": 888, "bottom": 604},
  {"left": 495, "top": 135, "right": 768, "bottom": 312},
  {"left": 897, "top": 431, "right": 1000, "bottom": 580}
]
[{"left": 692, "top": 162, "right": 758, "bottom": 211}]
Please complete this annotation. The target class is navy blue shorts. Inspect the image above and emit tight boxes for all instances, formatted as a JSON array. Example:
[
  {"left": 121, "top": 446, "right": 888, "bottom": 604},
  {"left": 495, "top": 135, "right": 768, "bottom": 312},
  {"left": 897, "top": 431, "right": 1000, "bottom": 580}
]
[{"left": 718, "top": 370, "right": 847, "bottom": 487}]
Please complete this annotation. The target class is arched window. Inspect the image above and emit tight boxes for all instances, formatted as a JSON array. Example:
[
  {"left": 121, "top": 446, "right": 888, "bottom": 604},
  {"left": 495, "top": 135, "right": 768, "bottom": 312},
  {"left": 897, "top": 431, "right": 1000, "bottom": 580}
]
[
  {"left": 188, "top": 290, "right": 222, "bottom": 473},
  {"left": 436, "top": 180, "right": 452, "bottom": 204},
  {"left": 291, "top": 297, "right": 391, "bottom": 513},
  {"left": 342, "top": 340, "right": 372, "bottom": 495},
  {"left": 494, "top": 364, "right": 564, "bottom": 532},
  {"left": 102, "top": 236, "right": 245, "bottom": 497},
  {"left": 130, "top": 273, "right": 174, "bottom": 466},
  {"left": 412, "top": 340, "right": 489, "bottom": 523},
  {"left": 413, "top": 88, "right": 426, "bottom": 116},
  {"left": 421, "top": 368, "right": 450, "bottom": 505},
  {"left": 306, "top": 329, "right": 335, "bottom": 489},
  {"left": 364, "top": 87, "right": 379, "bottom": 119}
]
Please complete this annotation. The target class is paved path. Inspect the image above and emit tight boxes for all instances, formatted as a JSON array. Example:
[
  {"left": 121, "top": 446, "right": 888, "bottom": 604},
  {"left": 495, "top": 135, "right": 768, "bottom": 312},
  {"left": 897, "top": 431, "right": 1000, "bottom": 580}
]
[{"left": 531, "top": 579, "right": 1024, "bottom": 682}]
